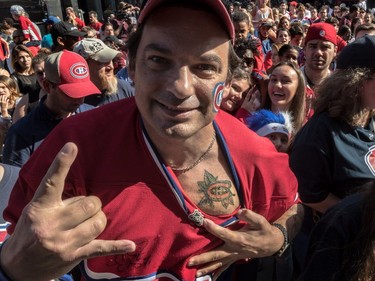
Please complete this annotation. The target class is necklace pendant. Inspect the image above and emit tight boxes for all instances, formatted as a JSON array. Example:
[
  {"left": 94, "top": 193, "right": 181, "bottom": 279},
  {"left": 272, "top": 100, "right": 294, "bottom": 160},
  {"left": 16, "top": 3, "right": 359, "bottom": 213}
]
[{"left": 188, "top": 209, "right": 204, "bottom": 226}]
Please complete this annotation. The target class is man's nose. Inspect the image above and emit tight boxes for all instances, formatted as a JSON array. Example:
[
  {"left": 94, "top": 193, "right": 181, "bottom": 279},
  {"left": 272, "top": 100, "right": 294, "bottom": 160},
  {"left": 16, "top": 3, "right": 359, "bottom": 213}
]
[{"left": 168, "top": 66, "right": 194, "bottom": 99}]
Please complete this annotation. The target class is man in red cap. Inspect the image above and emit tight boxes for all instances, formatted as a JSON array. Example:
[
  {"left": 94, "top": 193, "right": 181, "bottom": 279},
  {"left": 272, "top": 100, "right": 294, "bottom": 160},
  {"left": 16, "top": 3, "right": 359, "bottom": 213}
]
[
  {"left": 0, "top": 1, "right": 302, "bottom": 280},
  {"left": 301, "top": 22, "right": 337, "bottom": 119},
  {"left": 2, "top": 50, "right": 99, "bottom": 167}
]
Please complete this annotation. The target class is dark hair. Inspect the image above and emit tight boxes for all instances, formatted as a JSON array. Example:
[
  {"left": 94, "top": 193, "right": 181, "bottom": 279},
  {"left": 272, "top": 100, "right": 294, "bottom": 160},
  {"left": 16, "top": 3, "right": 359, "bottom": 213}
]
[
  {"left": 325, "top": 17, "right": 339, "bottom": 25},
  {"left": 355, "top": 23, "right": 375, "bottom": 37},
  {"left": 319, "top": 5, "right": 329, "bottom": 13},
  {"left": 2, "top": 17, "right": 14, "bottom": 28},
  {"left": 88, "top": 11, "right": 98, "bottom": 18},
  {"left": 277, "top": 27, "right": 291, "bottom": 38},
  {"left": 232, "top": 11, "right": 251, "bottom": 25},
  {"left": 278, "top": 44, "right": 298, "bottom": 57},
  {"left": 101, "top": 22, "right": 114, "bottom": 32},
  {"left": 11, "top": 45, "right": 34, "bottom": 73},
  {"left": 338, "top": 24, "right": 351, "bottom": 37},
  {"left": 350, "top": 4, "right": 360, "bottom": 13},
  {"left": 234, "top": 37, "right": 260, "bottom": 57},
  {"left": 343, "top": 187, "right": 375, "bottom": 281},
  {"left": 32, "top": 51, "right": 50, "bottom": 69},
  {"left": 289, "top": 24, "right": 304, "bottom": 38}
]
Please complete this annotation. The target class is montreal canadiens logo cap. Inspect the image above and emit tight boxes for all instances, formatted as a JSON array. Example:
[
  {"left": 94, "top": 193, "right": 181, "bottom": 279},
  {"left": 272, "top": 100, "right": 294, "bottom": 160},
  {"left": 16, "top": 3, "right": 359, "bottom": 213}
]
[
  {"left": 70, "top": 63, "right": 89, "bottom": 79},
  {"left": 44, "top": 50, "right": 100, "bottom": 98}
]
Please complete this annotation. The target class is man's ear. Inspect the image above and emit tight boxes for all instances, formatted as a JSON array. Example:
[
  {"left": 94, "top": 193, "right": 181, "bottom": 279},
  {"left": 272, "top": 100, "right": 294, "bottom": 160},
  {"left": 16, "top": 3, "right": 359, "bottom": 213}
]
[
  {"left": 57, "top": 37, "right": 65, "bottom": 47},
  {"left": 43, "top": 79, "right": 52, "bottom": 93}
]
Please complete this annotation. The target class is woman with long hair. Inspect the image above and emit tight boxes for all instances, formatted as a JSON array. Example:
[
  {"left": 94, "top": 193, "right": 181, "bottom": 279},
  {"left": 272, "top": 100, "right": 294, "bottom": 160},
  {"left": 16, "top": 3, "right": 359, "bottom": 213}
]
[
  {"left": 10, "top": 45, "right": 38, "bottom": 96},
  {"left": 290, "top": 35, "right": 375, "bottom": 275},
  {"left": 0, "top": 75, "right": 21, "bottom": 148},
  {"left": 240, "top": 61, "right": 306, "bottom": 136}
]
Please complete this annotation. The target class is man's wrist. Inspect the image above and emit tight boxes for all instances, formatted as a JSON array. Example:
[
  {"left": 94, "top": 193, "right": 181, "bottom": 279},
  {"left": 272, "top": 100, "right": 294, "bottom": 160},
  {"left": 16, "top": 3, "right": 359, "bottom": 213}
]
[
  {"left": 271, "top": 223, "right": 290, "bottom": 257},
  {"left": 0, "top": 242, "right": 14, "bottom": 281}
]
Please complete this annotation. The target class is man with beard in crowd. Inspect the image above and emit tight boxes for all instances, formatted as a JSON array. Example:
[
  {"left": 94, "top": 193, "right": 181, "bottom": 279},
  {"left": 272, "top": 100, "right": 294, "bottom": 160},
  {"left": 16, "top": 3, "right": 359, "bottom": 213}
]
[{"left": 73, "top": 38, "right": 134, "bottom": 107}]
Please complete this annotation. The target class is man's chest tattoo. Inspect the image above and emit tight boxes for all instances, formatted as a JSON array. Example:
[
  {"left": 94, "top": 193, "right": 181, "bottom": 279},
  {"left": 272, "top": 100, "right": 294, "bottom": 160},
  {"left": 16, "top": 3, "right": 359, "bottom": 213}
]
[{"left": 197, "top": 170, "right": 235, "bottom": 209}]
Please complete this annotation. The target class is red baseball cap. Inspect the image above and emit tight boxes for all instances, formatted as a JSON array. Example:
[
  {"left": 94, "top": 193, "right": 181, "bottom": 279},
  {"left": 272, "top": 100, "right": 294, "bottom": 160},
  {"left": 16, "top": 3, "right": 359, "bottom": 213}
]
[
  {"left": 44, "top": 50, "right": 100, "bottom": 98},
  {"left": 138, "top": 0, "right": 235, "bottom": 43},
  {"left": 289, "top": 1, "right": 298, "bottom": 7},
  {"left": 305, "top": 23, "right": 337, "bottom": 45}
]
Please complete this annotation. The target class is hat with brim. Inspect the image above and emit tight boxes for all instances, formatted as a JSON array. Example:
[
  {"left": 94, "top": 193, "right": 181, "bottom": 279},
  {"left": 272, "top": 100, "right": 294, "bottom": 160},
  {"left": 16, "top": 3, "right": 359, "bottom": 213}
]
[
  {"left": 51, "top": 21, "right": 86, "bottom": 38},
  {"left": 305, "top": 22, "right": 337, "bottom": 45},
  {"left": 73, "top": 38, "right": 121, "bottom": 63},
  {"left": 336, "top": 35, "right": 375, "bottom": 70},
  {"left": 45, "top": 50, "right": 100, "bottom": 98},
  {"left": 138, "top": 0, "right": 235, "bottom": 43}
]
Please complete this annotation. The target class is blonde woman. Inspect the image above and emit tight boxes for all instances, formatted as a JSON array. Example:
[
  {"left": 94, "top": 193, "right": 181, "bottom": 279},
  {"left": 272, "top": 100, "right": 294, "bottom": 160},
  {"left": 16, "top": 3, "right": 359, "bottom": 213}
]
[
  {"left": 252, "top": 0, "right": 274, "bottom": 29},
  {"left": 0, "top": 75, "right": 21, "bottom": 147}
]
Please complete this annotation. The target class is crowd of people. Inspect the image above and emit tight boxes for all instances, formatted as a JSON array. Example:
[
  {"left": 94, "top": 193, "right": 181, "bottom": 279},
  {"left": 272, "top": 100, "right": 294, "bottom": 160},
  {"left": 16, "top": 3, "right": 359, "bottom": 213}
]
[{"left": 0, "top": 0, "right": 374, "bottom": 280}]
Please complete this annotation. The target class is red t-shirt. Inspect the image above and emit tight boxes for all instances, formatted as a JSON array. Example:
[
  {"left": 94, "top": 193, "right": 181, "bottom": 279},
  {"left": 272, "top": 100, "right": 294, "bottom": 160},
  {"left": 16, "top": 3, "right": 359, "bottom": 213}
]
[{"left": 5, "top": 98, "right": 298, "bottom": 280}]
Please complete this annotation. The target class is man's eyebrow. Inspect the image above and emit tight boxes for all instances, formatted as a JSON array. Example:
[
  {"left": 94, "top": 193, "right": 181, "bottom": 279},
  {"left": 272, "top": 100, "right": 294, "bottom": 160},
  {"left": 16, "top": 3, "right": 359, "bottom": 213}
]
[
  {"left": 199, "top": 54, "right": 223, "bottom": 65},
  {"left": 320, "top": 42, "right": 333, "bottom": 47},
  {"left": 144, "top": 43, "right": 223, "bottom": 65},
  {"left": 144, "top": 43, "right": 173, "bottom": 55}
]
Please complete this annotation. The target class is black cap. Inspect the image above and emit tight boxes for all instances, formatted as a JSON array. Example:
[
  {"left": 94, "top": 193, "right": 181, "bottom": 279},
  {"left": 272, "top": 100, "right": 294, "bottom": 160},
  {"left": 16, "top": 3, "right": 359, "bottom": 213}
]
[
  {"left": 336, "top": 35, "right": 375, "bottom": 70},
  {"left": 50, "top": 21, "right": 86, "bottom": 38}
]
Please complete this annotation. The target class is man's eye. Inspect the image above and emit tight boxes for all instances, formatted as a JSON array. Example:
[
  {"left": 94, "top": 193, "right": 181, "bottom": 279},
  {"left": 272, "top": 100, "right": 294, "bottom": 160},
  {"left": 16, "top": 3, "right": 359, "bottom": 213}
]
[
  {"left": 148, "top": 56, "right": 168, "bottom": 64},
  {"left": 197, "top": 64, "right": 217, "bottom": 72}
]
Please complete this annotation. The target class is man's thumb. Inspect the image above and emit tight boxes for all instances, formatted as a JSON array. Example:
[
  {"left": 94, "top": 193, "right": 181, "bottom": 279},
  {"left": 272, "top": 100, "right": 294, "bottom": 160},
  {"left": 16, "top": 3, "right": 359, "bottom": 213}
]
[{"left": 32, "top": 142, "right": 78, "bottom": 206}]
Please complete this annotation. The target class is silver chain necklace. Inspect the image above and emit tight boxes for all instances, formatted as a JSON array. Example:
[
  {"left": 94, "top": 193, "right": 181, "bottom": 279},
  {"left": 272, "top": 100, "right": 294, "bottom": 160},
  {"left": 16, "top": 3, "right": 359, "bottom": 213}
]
[{"left": 170, "top": 132, "right": 216, "bottom": 174}]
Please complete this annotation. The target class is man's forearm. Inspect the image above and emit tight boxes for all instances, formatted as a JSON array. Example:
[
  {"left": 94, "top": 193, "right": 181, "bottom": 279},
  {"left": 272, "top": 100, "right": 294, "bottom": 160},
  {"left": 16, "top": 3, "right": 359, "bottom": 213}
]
[{"left": 273, "top": 203, "right": 304, "bottom": 241}]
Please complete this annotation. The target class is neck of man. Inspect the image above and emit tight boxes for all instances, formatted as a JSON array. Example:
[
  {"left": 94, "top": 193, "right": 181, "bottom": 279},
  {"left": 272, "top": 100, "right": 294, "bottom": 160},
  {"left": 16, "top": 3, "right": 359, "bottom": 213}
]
[
  {"left": 143, "top": 121, "right": 216, "bottom": 172},
  {"left": 304, "top": 65, "right": 330, "bottom": 88}
]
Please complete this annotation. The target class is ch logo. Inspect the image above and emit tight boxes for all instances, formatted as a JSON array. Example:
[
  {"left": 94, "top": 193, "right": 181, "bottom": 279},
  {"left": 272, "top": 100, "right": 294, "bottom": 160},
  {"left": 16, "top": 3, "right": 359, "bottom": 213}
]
[
  {"left": 70, "top": 63, "right": 89, "bottom": 79},
  {"left": 212, "top": 82, "right": 225, "bottom": 113},
  {"left": 364, "top": 145, "right": 375, "bottom": 176}
]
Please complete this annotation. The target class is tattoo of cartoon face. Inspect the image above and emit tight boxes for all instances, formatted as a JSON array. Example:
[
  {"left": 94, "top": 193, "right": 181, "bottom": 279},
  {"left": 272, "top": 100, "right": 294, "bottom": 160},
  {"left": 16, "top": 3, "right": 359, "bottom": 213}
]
[{"left": 197, "top": 170, "right": 235, "bottom": 209}]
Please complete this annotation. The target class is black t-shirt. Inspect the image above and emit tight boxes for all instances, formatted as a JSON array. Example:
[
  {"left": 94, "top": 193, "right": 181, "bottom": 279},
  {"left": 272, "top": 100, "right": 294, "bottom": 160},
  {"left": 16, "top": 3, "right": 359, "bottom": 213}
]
[
  {"left": 11, "top": 73, "right": 38, "bottom": 96},
  {"left": 290, "top": 112, "right": 375, "bottom": 203},
  {"left": 300, "top": 193, "right": 364, "bottom": 281}
]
